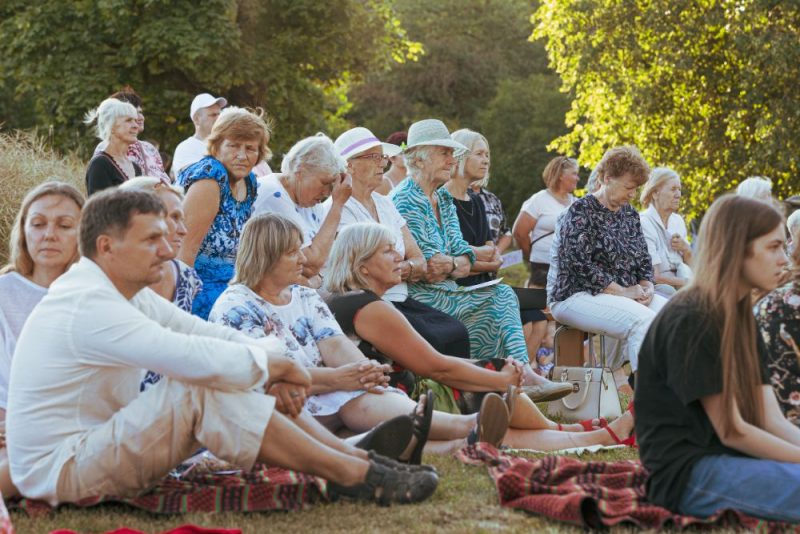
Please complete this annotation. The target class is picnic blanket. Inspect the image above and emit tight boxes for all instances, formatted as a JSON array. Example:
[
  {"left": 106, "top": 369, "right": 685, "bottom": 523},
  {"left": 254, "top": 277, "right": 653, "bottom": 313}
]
[
  {"left": 457, "top": 443, "right": 800, "bottom": 532},
  {"left": 9, "top": 464, "right": 328, "bottom": 518}
]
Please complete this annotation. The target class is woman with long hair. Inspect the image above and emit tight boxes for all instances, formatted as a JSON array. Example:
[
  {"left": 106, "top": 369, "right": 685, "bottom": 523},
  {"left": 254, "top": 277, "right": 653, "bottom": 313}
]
[{"left": 636, "top": 195, "right": 800, "bottom": 521}]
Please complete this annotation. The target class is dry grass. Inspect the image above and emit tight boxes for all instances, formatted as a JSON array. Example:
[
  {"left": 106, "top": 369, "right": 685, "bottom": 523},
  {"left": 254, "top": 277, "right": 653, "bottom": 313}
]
[{"left": 0, "top": 131, "right": 85, "bottom": 265}]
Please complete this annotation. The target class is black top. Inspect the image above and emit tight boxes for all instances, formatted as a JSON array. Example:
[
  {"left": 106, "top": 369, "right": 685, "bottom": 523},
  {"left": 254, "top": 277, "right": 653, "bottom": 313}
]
[
  {"left": 452, "top": 191, "right": 492, "bottom": 287},
  {"left": 325, "top": 290, "right": 381, "bottom": 336},
  {"left": 635, "top": 290, "right": 769, "bottom": 511},
  {"left": 85, "top": 152, "right": 141, "bottom": 196}
]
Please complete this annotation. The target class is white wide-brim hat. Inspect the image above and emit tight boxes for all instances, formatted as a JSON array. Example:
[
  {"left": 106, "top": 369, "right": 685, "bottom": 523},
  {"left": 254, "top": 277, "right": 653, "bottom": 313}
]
[
  {"left": 335, "top": 127, "right": 402, "bottom": 159},
  {"left": 404, "top": 119, "right": 467, "bottom": 153}
]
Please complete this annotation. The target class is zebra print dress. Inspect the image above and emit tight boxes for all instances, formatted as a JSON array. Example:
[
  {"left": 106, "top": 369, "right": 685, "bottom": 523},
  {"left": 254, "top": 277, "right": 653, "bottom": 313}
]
[{"left": 390, "top": 179, "right": 529, "bottom": 363}]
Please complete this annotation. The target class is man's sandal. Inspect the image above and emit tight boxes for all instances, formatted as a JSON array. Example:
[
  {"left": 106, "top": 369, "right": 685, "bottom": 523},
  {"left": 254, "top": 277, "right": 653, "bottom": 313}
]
[{"left": 328, "top": 460, "right": 439, "bottom": 506}]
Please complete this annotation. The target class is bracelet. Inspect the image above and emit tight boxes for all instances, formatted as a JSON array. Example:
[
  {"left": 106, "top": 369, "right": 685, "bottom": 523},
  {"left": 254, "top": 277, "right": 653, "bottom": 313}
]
[
  {"left": 407, "top": 259, "right": 417, "bottom": 278},
  {"left": 450, "top": 255, "right": 458, "bottom": 273}
]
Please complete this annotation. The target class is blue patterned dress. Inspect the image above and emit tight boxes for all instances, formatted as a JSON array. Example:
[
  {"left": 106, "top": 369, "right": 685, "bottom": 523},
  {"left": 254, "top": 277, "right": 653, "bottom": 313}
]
[
  {"left": 390, "top": 179, "right": 529, "bottom": 363},
  {"left": 178, "top": 157, "right": 257, "bottom": 319}
]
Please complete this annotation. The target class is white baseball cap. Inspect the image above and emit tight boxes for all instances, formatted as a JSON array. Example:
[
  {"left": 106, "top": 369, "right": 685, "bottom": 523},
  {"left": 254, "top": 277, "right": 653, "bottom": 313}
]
[
  {"left": 335, "top": 127, "right": 402, "bottom": 159},
  {"left": 190, "top": 93, "right": 228, "bottom": 120}
]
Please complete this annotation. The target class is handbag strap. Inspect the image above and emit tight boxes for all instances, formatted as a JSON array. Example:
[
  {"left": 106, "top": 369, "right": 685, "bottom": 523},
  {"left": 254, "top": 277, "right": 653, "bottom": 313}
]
[
  {"left": 530, "top": 230, "right": 554, "bottom": 247},
  {"left": 559, "top": 369, "right": 592, "bottom": 410}
]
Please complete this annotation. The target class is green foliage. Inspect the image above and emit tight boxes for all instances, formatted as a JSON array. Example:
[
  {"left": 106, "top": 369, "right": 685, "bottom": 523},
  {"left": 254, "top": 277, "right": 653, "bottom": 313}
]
[
  {"left": 0, "top": 0, "right": 419, "bottom": 161},
  {"left": 534, "top": 0, "right": 800, "bottom": 223}
]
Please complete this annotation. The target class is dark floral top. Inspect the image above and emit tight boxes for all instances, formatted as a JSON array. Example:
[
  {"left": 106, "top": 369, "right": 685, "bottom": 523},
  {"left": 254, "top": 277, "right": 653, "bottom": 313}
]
[
  {"left": 550, "top": 194, "right": 653, "bottom": 303},
  {"left": 755, "top": 281, "right": 800, "bottom": 426},
  {"left": 473, "top": 188, "right": 510, "bottom": 244}
]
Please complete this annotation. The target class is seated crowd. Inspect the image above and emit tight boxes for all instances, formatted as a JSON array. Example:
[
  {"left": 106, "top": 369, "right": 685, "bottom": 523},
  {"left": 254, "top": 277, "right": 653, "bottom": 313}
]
[{"left": 0, "top": 88, "right": 799, "bottom": 521}]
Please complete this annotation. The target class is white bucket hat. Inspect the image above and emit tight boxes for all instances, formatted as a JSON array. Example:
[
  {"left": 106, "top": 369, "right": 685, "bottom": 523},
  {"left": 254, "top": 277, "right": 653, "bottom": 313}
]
[
  {"left": 404, "top": 119, "right": 468, "bottom": 153},
  {"left": 190, "top": 93, "right": 228, "bottom": 120},
  {"left": 335, "top": 127, "right": 402, "bottom": 159}
]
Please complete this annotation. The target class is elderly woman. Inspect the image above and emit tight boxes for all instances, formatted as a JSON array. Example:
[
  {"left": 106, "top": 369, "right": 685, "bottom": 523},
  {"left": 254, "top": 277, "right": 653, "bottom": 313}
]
[
  {"left": 737, "top": 176, "right": 773, "bottom": 201},
  {"left": 639, "top": 168, "right": 693, "bottom": 297},
  {"left": 375, "top": 131, "right": 408, "bottom": 196},
  {"left": 513, "top": 156, "right": 579, "bottom": 289},
  {"left": 390, "top": 119, "right": 571, "bottom": 400},
  {"left": 209, "top": 213, "right": 514, "bottom": 460},
  {"left": 333, "top": 126, "right": 470, "bottom": 358},
  {"left": 324, "top": 222, "right": 636, "bottom": 448},
  {"left": 0, "top": 182, "right": 84, "bottom": 422},
  {"left": 548, "top": 146, "right": 667, "bottom": 373},
  {"left": 252, "top": 134, "right": 351, "bottom": 288},
  {"left": 177, "top": 106, "right": 271, "bottom": 319},
  {"left": 84, "top": 98, "right": 142, "bottom": 195},
  {"left": 94, "top": 87, "right": 169, "bottom": 182}
]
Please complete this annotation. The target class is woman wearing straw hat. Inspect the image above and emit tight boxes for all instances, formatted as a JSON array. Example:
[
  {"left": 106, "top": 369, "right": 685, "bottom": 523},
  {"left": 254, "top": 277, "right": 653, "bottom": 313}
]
[
  {"left": 390, "top": 119, "right": 572, "bottom": 399},
  {"left": 333, "top": 127, "right": 473, "bottom": 359}
]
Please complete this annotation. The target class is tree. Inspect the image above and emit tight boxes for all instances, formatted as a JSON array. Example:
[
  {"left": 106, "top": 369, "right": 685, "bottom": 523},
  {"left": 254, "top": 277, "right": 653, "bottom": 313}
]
[
  {"left": 534, "top": 0, "right": 800, "bottom": 221},
  {"left": 0, "top": 0, "right": 419, "bottom": 160}
]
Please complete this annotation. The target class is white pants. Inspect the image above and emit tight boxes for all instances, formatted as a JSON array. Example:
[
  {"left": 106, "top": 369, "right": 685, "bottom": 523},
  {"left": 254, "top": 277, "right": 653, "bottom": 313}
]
[
  {"left": 55, "top": 378, "right": 275, "bottom": 502},
  {"left": 551, "top": 292, "right": 666, "bottom": 371}
]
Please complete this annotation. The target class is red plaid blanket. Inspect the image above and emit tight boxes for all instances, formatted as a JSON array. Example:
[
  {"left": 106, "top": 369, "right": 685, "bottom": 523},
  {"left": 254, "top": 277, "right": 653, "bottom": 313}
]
[
  {"left": 10, "top": 465, "right": 328, "bottom": 518},
  {"left": 457, "top": 443, "right": 799, "bottom": 532}
]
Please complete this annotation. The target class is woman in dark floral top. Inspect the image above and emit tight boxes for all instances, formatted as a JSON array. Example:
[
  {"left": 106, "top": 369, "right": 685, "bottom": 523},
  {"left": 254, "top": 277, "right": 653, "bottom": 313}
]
[{"left": 549, "top": 146, "right": 666, "bottom": 372}]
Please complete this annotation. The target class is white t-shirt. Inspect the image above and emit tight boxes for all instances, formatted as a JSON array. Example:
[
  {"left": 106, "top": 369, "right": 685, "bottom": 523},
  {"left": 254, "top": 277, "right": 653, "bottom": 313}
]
[
  {"left": 0, "top": 272, "right": 47, "bottom": 410},
  {"left": 253, "top": 174, "right": 326, "bottom": 246},
  {"left": 172, "top": 136, "right": 207, "bottom": 177},
  {"left": 337, "top": 193, "right": 409, "bottom": 302},
  {"left": 521, "top": 190, "right": 575, "bottom": 263},
  {"left": 639, "top": 205, "right": 689, "bottom": 272}
]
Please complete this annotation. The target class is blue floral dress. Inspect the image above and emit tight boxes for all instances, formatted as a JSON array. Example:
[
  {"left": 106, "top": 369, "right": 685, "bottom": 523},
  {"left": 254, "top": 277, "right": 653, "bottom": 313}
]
[
  {"left": 178, "top": 157, "right": 257, "bottom": 319},
  {"left": 209, "top": 284, "right": 369, "bottom": 416},
  {"left": 390, "top": 179, "right": 529, "bottom": 363}
]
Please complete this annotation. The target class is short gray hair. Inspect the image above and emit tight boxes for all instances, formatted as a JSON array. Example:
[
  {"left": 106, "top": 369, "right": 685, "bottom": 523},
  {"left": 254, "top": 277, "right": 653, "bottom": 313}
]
[
  {"left": 118, "top": 176, "right": 185, "bottom": 200},
  {"left": 586, "top": 168, "right": 600, "bottom": 194},
  {"left": 451, "top": 128, "right": 490, "bottom": 185},
  {"left": 787, "top": 210, "right": 800, "bottom": 240},
  {"left": 736, "top": 176, "right": 773, "bottom": 201},
  {"left": 325, "top": 222, "right": 396, "bottom": 294},
  {"left": 84, "top": 98, "right": 138, "bottom": 142},
  {"left": 280, "top": 134, "right": 346, "bottom": 176},
  {"left": 232, "top": 213, "right": 303, "bottom": 289},
  {"left": 403, "top": 146, "right": 435, "bottom": 179}
]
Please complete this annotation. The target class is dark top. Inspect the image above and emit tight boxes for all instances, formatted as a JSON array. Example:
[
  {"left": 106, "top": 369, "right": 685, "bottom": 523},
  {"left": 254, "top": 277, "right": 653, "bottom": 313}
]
[
  {"left": 473, "top": 188, "right": 510, "bottom": 244},
  {"left": 85, "top": 152, "right": 141, "bottom": 195},
  {"left": 635, "top": 290, "right": 769, "bottom": 511},
  {"left": 452, "top": 191, "right": 492, "bottom": 287},
  {"left": 326, "top": 290, "right": 381, "bottom": 336},
  {"left": 550, "top": 194, "right": 652, "bottom": 303}
]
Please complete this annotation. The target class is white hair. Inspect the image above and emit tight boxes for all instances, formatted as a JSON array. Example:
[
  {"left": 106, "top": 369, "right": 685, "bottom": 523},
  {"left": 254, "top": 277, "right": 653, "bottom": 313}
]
[
  {"left": 280, "top": 133, "right": 346, "bottom": 176},
  {"left": 403, "top": 146, "right": 435, "bottom": 179},
  {"left": 586, "top": 168, "right": 600, "bottom": 194},
  {"left": 83, "top": 98, "right": 138, "bottom": 142},
  {"left": 787, "top": 210, "right": 800, "bottom": 239},
  {"left": 736, "top": 176, "right": 773, "bottom": 201},
  {"left": 118, "top": 175, "right": 185, "bottom": 199},
  {"left": 451, "top": 128, "right": 490, "bottom": 185}
]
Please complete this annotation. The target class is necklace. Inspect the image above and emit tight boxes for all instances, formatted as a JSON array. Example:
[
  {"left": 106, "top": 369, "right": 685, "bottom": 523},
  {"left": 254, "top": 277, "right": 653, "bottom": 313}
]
[{"left": 455, "top": 196, "right": 474, "bottom": 217}]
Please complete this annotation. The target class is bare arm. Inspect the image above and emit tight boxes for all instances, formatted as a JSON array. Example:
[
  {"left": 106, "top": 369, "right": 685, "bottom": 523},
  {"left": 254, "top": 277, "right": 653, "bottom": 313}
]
[
  {"left": 496, "top": 234, "right": 513, "bottom": 253},
  {"left": 701, "top": 387, "right": 800, "bottom": 463},
  {"left": 177, "top": 180, "right": 220, "bottom": 267},
  {"left": 512, "top": 211, "right": 537, "bottom": 262},
  {"left": 301, "top": 174, "right": 352, "bottom": 276},
  {"left": 354, "top": 300, "right": 520, "bottom": 391},
  {"left": 470, "top": 243, "right": 502, "bottom": 274},
  {"left": 653, "top": 263, "right": 688, "bottom": 289},
  {"left": 400, "top": 225, "right": 426, "bottom": 282}
]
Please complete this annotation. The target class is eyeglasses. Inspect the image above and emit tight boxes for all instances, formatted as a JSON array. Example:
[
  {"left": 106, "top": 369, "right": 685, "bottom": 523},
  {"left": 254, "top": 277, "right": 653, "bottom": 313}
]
[{"left": 351, "top": 153, "right": 390, "bottom": 163}]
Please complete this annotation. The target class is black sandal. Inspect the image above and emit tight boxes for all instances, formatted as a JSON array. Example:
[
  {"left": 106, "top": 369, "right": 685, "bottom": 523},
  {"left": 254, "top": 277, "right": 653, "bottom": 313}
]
[
  {"left": 368, "top": 450, "right": 437, "bottom": 474},
  {"left": 328, "top": 460, "right": 439, "bottom": 506},
  {"left": 355, "top": 415, "right": 414, "bottom": 460},
  {"left": 405, "top": 390, "right": 434, "bottom": 465}
]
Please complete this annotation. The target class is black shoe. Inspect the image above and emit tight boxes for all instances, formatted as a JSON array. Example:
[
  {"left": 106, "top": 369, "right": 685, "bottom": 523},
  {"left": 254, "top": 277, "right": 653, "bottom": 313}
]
[
  {"left": 328, "top": 460, "right": 439, "bottom": 506},
  {"left": 355, "top": 415, "right": 414, "bottom": 460}
]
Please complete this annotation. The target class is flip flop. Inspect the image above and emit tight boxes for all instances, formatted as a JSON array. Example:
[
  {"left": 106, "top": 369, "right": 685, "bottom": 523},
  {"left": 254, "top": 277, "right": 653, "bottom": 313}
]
[
  {"left": 355, "top": 415, "right": 414, "bottom": 460},
  {"left": 405, "top": 390, "right": 434, "bottom": 465}
]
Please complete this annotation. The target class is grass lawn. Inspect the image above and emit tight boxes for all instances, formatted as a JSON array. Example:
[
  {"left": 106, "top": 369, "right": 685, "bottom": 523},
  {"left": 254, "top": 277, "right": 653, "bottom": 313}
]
[{"left": 11, "top": 448, "right": 641, "bottom": 534}]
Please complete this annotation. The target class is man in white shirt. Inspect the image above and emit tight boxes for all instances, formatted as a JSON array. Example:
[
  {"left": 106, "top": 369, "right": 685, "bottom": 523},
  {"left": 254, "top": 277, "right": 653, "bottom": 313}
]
[
  {"left": 5, "top": 189, "right": 436, "bottom": 506},
  {"left": 171, "top": 93, "right": 227, "bottom": 178}
]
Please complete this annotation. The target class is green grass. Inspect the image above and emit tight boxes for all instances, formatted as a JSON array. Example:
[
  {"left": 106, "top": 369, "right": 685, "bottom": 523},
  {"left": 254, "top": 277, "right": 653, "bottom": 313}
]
[{"left": 10, "top": 449, "right": 639, "bottom": 534}]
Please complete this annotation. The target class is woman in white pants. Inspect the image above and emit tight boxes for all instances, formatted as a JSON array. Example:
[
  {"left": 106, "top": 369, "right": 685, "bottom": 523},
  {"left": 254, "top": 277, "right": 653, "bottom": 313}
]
[{"left": 548, "top": 146, "right": 666, "bottom": 373}]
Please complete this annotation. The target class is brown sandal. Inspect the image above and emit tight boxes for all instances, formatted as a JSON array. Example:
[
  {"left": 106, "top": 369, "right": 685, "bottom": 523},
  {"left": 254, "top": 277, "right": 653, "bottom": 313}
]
[{"left": 328, "top": 460, "right": 439, "bottom": 506}]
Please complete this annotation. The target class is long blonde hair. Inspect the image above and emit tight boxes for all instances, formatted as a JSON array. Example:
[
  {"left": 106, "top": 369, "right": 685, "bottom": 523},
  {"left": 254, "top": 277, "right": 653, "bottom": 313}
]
[
  {"left": 683, "top": 194, "right": 782, "bottom": 437},
  {"left": 325, "top": 222, "right": 396, "bottom": 294}
]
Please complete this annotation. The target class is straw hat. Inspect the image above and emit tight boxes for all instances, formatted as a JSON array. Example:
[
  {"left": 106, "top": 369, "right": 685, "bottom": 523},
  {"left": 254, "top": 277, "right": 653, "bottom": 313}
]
[
  {"left": 335, "top": 127, "right": 402, "bottom": 159},
  {"left": 404, "top": 119, "right": 467, "bottom": 152}
]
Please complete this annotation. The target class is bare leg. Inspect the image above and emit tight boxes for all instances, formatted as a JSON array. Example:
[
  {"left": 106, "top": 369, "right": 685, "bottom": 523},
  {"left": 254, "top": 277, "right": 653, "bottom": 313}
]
[
  {"left": 502, "top": 411, "right": 635, "bottom": 451},
  {"left": 523, "top": 320, "right": 548, "bottom": 365},
  {"left": 289, "top": 411, "right": 369, "bottom": 460},
  {"left": 338, "top": 393, "right": 475, "bottom": 440},
  {"left": 0, "top": 449, "right": 17, "bottom": 499},
  {"left": 257, "top": 411, "right": 368, "bottom": 487},
  {"left": 508, "top": 393, "right": 599, "bottom": 432}
]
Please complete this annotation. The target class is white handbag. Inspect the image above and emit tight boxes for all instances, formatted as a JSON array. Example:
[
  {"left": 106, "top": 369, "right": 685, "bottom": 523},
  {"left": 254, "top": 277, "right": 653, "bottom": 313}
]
[{"left": 546, "top": 331, "right": 622, "bottom": 422}]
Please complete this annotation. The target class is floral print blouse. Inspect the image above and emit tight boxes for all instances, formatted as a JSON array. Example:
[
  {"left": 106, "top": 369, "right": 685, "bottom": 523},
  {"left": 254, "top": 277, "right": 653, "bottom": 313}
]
[
  {"left": 549, "top": 194, "right": 653, "bottom": 303},
  {"left": 755, "top": 281, "right": 800, "bottom": 426}
]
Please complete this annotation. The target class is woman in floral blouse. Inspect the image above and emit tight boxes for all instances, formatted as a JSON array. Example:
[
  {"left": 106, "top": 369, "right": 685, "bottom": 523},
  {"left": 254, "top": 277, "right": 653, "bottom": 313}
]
[{"left": 549, "top": 146, "right": 667, "bottom": 373}]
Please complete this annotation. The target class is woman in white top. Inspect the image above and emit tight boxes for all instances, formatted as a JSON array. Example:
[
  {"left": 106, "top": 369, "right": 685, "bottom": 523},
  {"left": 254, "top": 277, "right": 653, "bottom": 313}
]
[
  {"left": 252, "top": 134, "right": 352, "bottom": 288},
  {"left": 513, "top": 156, "right": 579, "bottom": 288},
  {"left": 0, "top": 181, "right": 84, "bottom": 422},
  {"left": 639, "top": 168, "right": 693, "bottom": 297}
]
